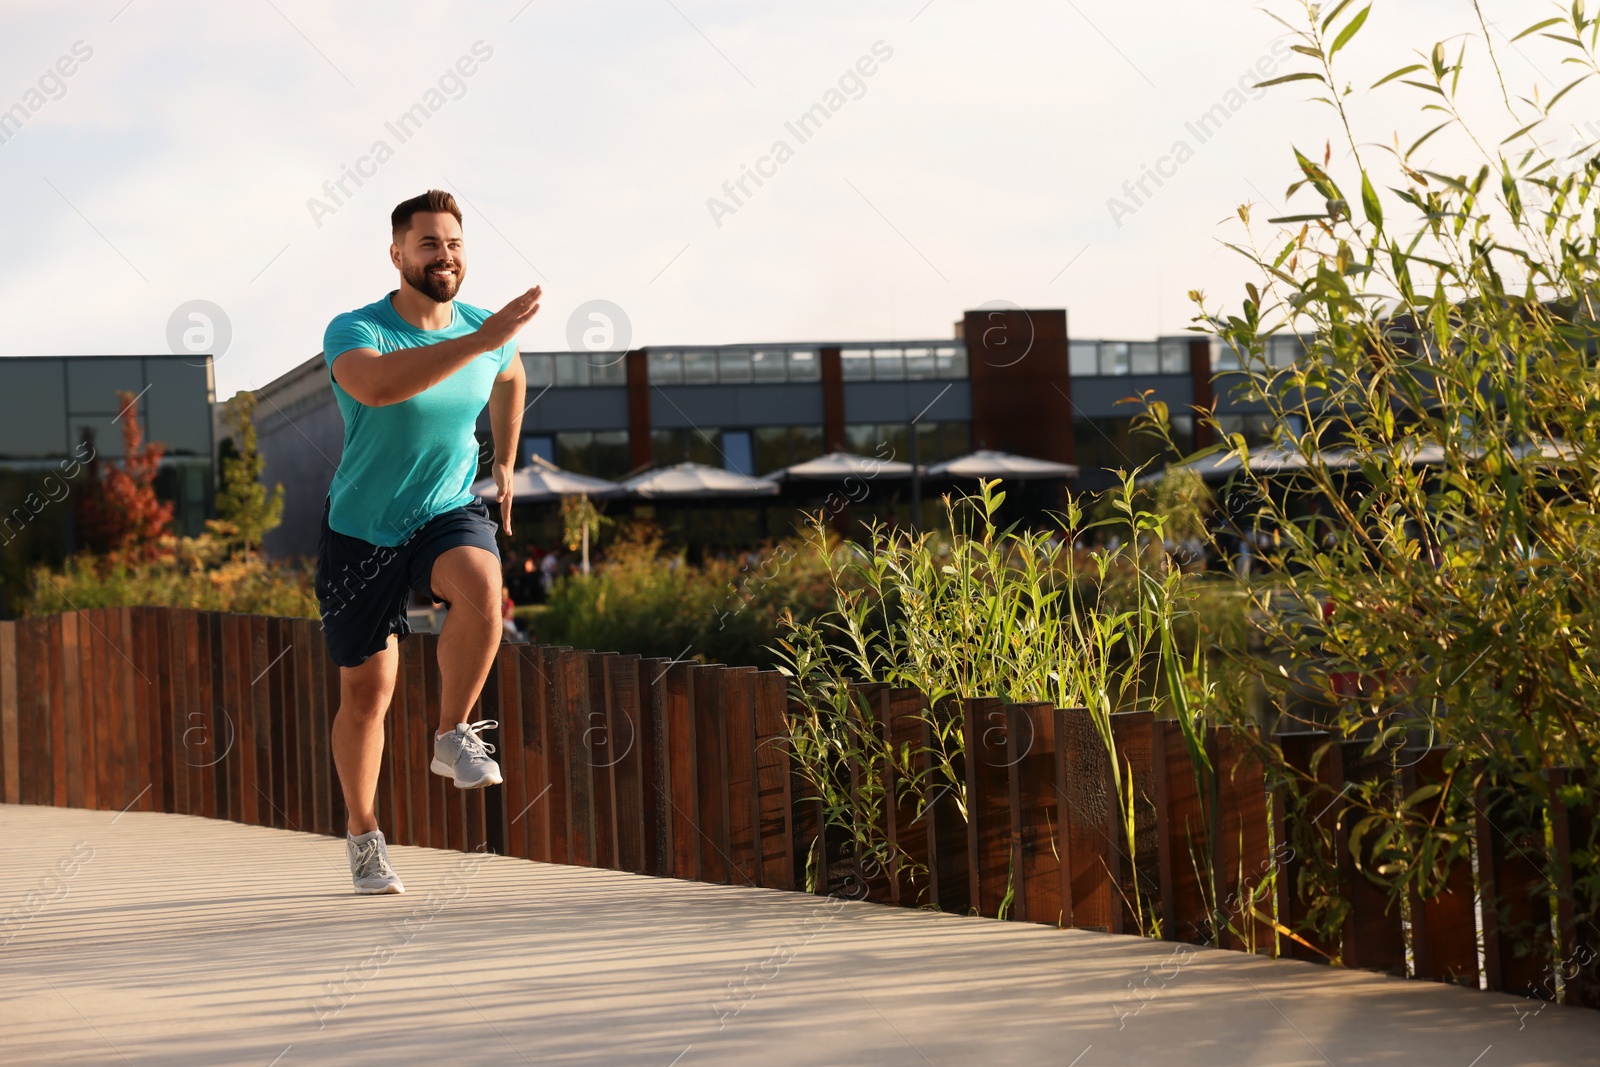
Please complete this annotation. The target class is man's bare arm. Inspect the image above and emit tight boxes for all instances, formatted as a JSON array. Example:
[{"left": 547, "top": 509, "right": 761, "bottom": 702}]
[
  {"left": 331, "top": 286, "right": 541, "bottom": 407},
  {"left": 488, "top": 355, "right": 527, "bottom": 535}
]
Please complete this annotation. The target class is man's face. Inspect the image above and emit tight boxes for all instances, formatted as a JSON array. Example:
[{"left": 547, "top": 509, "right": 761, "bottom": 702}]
[{"left": 392, "top": 211, "right": 466, "bottom": 303}]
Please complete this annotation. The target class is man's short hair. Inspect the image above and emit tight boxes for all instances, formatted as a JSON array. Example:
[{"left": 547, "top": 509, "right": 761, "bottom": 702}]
[{"left": 391, "top": 189, "right": 462, "bottom": 238}]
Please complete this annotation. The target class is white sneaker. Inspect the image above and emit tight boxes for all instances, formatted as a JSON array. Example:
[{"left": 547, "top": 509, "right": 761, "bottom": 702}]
[
  {"left": 431, "top": 720, "right": 503, "bottom": 789},
  {"left": 347, "top": 830, "right": 404, "bottom": 894}
]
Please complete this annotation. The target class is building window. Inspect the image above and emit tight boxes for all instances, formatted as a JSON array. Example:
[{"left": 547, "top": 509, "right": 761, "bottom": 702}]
[
  {"left": 654, "top": 426, "right": 724, "bottom": 467},
  {"left": 1070, "top": 341, "right": 1098, "bottom": 377},
  {"left": 748, "top": 424, "right": 826, "bottom": 473},
  {"left": 522, "top": 435, "right": 554, "bottom": 466},
  {"left": 722, "top": 430, "right": 754, "bottom": 475},
  {"left": 648, "top": 350, "right": 682, "bottom": 385},
  {"left": 1099, "top": 342, "right": 1130, "bottom": 376},
  {"left": 683, "top": 349, "right": 717, "bottom": 385},
  {"left": 1130, "top": 342, "right": 1160, "bottom": 376},
  {"left": 522, "top": 352, "right": 626, "bottom": 388},
  {"left": 1159, "top": 339, "right": 1189, "bottom": 375},
  {"left": 839, "top": 344, "right": 967, "bottom": 382},
  {"left": 843, "top": 421, "right": 970, "bottom": 463}
]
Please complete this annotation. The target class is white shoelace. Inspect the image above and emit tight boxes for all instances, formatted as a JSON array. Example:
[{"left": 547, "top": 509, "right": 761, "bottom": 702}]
[
  {"left": 352, "top": 838, "right": 393, "bottom": 879},
  {"left": 456, "top": 720, "right": 499, "bottom": 762}
]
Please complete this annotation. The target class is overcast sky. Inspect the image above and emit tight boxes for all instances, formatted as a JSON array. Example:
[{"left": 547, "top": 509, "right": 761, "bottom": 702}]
[{"left": 0, "top": 0, "right": 1584, "bottom": 400}]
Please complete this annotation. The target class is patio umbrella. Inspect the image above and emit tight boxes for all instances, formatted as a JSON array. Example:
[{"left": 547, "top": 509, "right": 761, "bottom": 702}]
[
  {"left": 1177, "top": 445, "right": 1361, "bottom": 481},
  {"left": 469, "top": 455, "right": 623, "bottom": 503},
  {"left": 771, "top": 450, "right": 919, "bottom": 481},
  {"left": 619, "top": 461, "right": 779, "bottom": 499},
  {"left": 926, "top": 449, "right": 1079, "bottom": 480}
]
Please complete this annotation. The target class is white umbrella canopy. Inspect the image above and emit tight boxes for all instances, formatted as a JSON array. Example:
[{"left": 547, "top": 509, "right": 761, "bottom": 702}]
[
  {"left": 620, "top": 461, "right": 780, "bottom": 499},
  {"left": 1178, "top": 445, "right": 1360, "bottom": 480},
  {"left": 772, "top": 450, "right": 919, "bottom": 480},
  {"left": 926, "top": 449, "right": 1079, "bottom": 480},
  {"left": 469, "top": 455, "right": 623, "bottom": 503}
]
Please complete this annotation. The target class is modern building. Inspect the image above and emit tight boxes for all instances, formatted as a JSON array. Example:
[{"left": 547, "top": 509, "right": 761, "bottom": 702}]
[
  {"left": 251, "top": 308, "right": 1283, "bottom": 560},
  {"left": 0, "top": 354, "right": 215, "bottom": 614}
]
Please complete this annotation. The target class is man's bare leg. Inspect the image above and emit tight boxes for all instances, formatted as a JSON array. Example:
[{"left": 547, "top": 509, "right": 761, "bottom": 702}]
[
  {"left": 331, "top": 635, "right": 399, "bottom": 836},
  {"left": 430, "top": 545, "right": 503, "bottom": 735}
]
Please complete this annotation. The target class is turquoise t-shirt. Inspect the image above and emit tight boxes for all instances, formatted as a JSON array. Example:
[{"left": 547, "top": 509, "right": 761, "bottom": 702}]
[{"left": 322, "top": 293, "right": 515, "bottom": 546}]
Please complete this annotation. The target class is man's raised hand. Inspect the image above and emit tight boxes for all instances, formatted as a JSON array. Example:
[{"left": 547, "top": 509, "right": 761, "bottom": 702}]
[{"left": 477, "top": 286, "right": 542, "bottom": 352}]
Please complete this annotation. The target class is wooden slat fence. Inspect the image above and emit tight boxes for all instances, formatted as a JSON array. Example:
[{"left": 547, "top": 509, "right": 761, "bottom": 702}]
[{"left": 0, "top": 608, "right": 1593, "bottom": 1010}]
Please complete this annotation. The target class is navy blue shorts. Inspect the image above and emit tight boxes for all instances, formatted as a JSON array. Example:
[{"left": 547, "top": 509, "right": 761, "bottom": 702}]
[{"left": 315, "top": 497, "right": 501, "bottom": 668}]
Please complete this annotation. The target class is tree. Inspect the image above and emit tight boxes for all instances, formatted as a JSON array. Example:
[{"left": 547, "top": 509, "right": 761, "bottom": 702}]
[
  {"left": 559, "top": 493, "right": 610, "bottom": 576},
  {"left": 212, "top": 391, "right": 284, "bottom": 554},
  {"left": 74, "top": 390, "right": 174, "bottom": 562}
]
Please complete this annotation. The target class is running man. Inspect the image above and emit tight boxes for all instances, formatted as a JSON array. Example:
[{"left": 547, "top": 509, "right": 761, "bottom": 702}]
[{"left": 316, "top": 189, "right": 539, "bottom": 894}]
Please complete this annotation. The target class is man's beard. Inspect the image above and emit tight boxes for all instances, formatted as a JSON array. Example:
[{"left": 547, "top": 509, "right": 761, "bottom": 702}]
[{"left": 401, "top": 259, "right": 465, "bottom": 303}]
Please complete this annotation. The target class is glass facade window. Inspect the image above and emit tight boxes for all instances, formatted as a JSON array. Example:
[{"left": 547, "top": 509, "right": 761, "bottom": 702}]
[
  {"left": 787, "top": 348, "right": 821, "bottom": 381},
  {"left": 750, "top": 349, "right": 785, "bottom": 382},
  {"left": 904, "top": 347, "right": 935, "bottom": 379},
  {"left": 524, "top": 354, "right": 554, "bottom": 389},
  {"left": 593, "top": 430, "right": 629, "bottom": 478},
  {"left": 683, "top": 350, "right": 716, "bottom": 384},
  {"left": 556, "top": 430, "right": 595, "bottom": 472},
  {"left": 1069, "top": 341, "right": 1098, "bottom": 378},
  {"left": 648, "top": 350, "right": 682, "bottom": 385},
  {"left": 685, "top": 426, "right": 722, "bottom": 466},
  {"left": 722, "top": 429, "right": 754, "bottom": 475},
  {"left": 872, "top": 348, "right": 905, "bottom": 381},
  {"left": 522, "top": 435, "right": 554, "bottom": 466},
  {"left": 1100, "top": 342, "right": 1130, "bottom": 376},
  {"left": 841, "top": 348, "right": 873, "bottom": 381},
  {"left": 590, "top": 354, "right": 626, "bottom": 386},
  {"left": 1269, "top": 335, "right": 1303, "bottom": 367},
  {"left": 1160, "top": 339, "right": 1189, "bottom": 375},
  {"left": 934, "top": 345, "right": 966, "bottom": 378},
  {"left": 554, "top": 354, "right": 591, "bottom": 387},
  {"left": 1130, "top": 342, "right": 1159, "bottom": 375},
  {"left": 754, "top": 426, "right": 790, "bottom": 473},
  {"left": 1212, "top": 341, "right": 1242, "bottom": 372},
  {"left": 842, "top": 421, "right": 970, "bottom": 463},
  {"left": 791, "top": 424, "right": 824, "bottom": 463},
  {"left": 717, "top": 349, "right": 752, "bottom": 383}
]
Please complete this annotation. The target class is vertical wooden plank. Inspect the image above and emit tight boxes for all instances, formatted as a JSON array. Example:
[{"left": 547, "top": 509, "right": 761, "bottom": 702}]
[
  {"left": 123, "top": 608, "right": 146, "bottom": 810},
  {"left": 881, "top": 688, "right": 930, "bottom": 906},
  {"left": 495, "top": 645, "right": 528, "bottom": 859},
  {"left": 251, "top": 614, "right": 277, "bottom": 827},
  {"left": 1009, "top": 701, "right": 1062, "bottom": 927},
  {"left": 607, "top": 654, "right": 647, "bottom": 874},
  {"left": 173, "top": 610, "right": 197, "bottom": 819},
  {"left": 1478, "top": 779, "right": 1553, "bottom": 998},
  {"left": 397, "top": 629, "right": 428, "bottom": 846},
  {"left": 19, "top": 620, "right": 50, "bottom": 805},
  {"left": 1336, "top": 739, "right": 1408, "bottom": 976},
  {"left": 266, "top": 618, "right": 292, "bottom": 829},
  {"left": 59, "top": 613, "right": 83, "bottom": 809},
  {"left": 1211, "top": 725, "right": 1273, "bottom": 952},
  {"left": 0, "top": 619, "right": 18, "bottom": 805},
  {"left": 294, "top": 619, "right": 319, "bottom": 835},
  {"left": 321, "top": 620, "right": 347, "bottom": 835},
  {"left": 1153, "top": 719, "right": 1210, "bottom": 943},
  {"left": 642, "top": 657, "right": 673, "bottom": 878},
  {"left": 386, "top": 631, "right": 414, "bottom": 847},
  {"left": 1059, "top": 706, "right": 1112, "bottom": 930},
  {"left": 753, "top": 671, "right": 794, "bottom": 890},
  {"left": 690, "top": 664, "right": 731, "bottom": 885},
  {"left": 208, "top": 613, "right": 233, "bottom": 824},
  {"left": 1108, "top": 711, "right": 1159, "bottom": 936},
  {"left": 1401, "top": 746, "right": 1478, "bottom": 981},
  {"left": 559, "top": 649, "right": 596, "bottom": 866},
  {"left": 925, "top": 698, "right": 970, "bottom": 913},
  {"left": 663, "top": 662, "right": 699, "bottom": 882},
  {"left": 308, "top": 621, "right": 332, "bottom": 836},
  {"left": 514, "top": 644, "right": 552, "bottom": 861},
  {"left": 963, "top": 696, "right": 1010, "bottom": 918},
  {"left": 50, "top": 616, "right": 68, "bottom": 808},
  {"left": 150, "top": 609, "right": 174, "bottom": 815},
  {"left": 1273, "top": 731, "right": 1340, "bottom": 961},
  {"left": 539, "top": 646, "right": 573, "bottom": 864},
  {"left": 1549, "top": 771, "right": 1595, "bottom": 1008},
  {"left": 720, "top": 666, "right": 759, "bottom": 887},
  {"left": 586, "top": 652, "right": 618, "bottom": 869}
]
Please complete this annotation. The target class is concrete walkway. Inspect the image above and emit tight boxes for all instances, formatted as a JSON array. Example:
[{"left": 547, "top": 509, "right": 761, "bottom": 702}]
[{"left": 2, "top": 804, "right": 1595, "bottom": 1067}]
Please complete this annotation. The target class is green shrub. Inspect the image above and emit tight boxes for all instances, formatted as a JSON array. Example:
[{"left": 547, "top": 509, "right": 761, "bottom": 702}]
[{"left": 534, "top": 522, "right": 833, "bottom": 670}]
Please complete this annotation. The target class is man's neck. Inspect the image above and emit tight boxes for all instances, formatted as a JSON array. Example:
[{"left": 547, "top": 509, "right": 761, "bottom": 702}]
[{"left": 389, "top": 285, "right": 454, "bottom": 331}]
